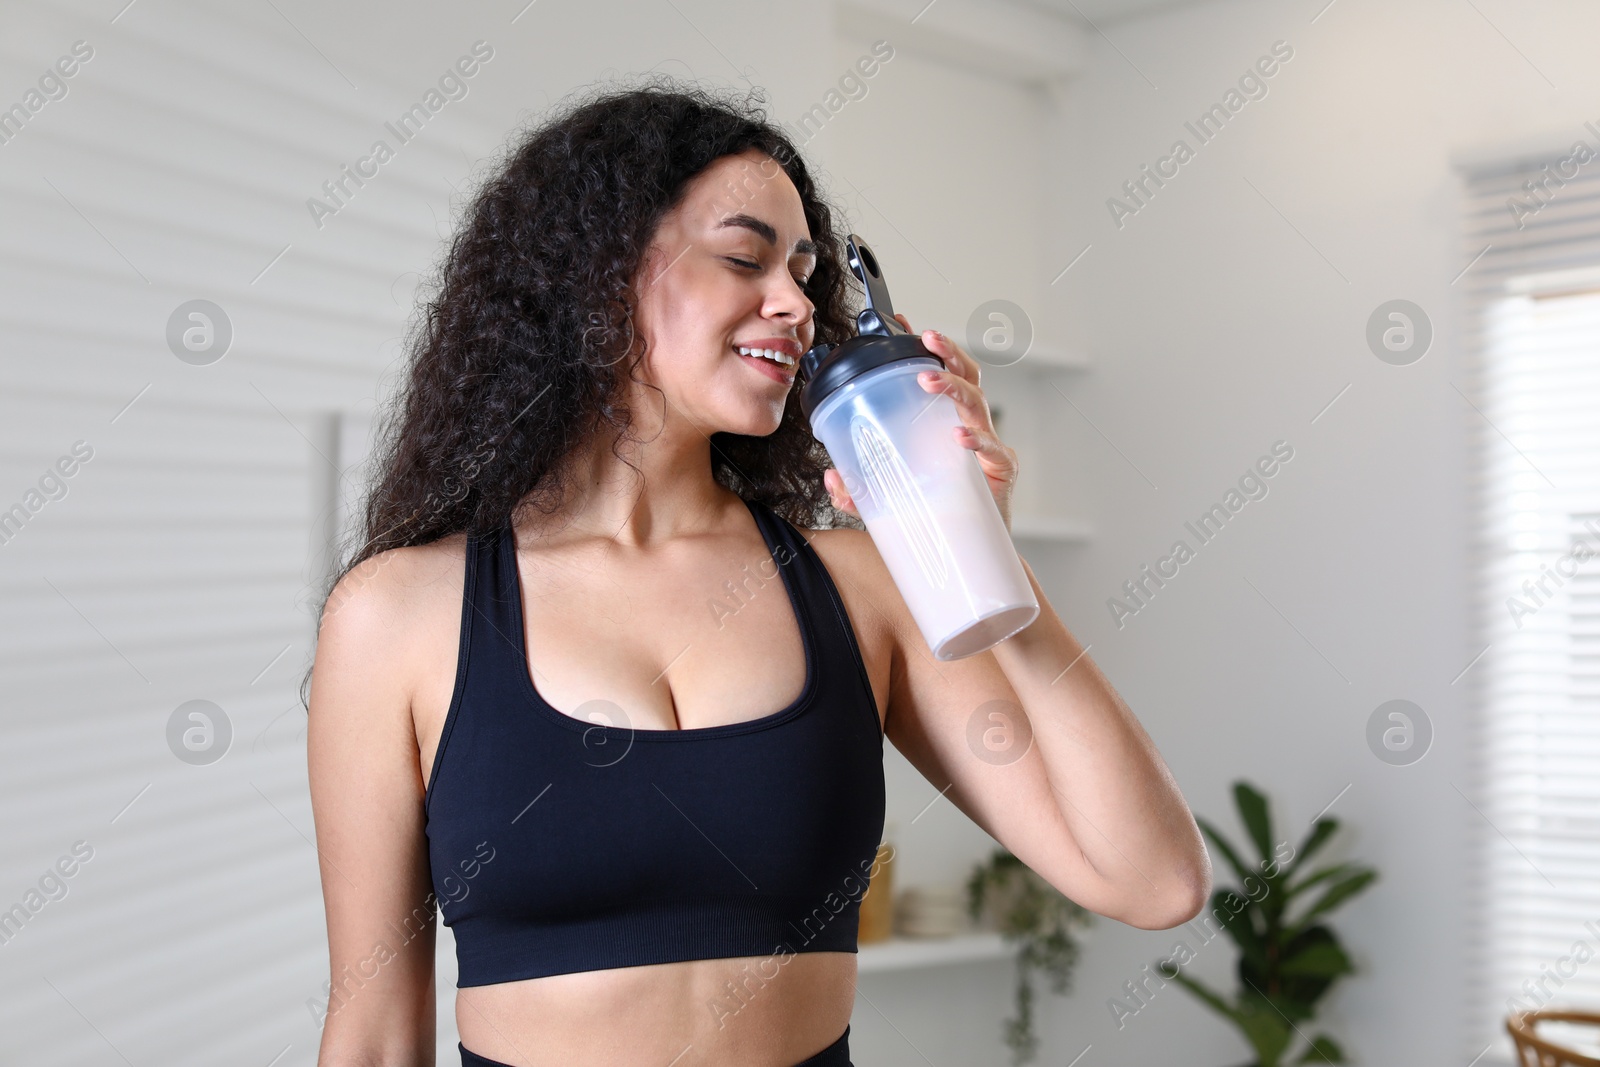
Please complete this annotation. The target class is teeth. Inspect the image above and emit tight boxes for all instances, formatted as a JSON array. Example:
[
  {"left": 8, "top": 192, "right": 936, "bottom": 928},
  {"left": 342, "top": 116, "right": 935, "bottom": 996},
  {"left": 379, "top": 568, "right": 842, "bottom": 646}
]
[{"left": 737, "top": 346, "right": 796, "bottom": 367}]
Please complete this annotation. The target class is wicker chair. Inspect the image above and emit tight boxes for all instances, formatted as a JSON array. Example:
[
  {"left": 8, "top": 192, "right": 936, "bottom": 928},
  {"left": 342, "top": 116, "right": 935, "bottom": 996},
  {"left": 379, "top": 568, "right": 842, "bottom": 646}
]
[{"left": 1507, "top": 1009, "right": 1600, "bottom": 1066}]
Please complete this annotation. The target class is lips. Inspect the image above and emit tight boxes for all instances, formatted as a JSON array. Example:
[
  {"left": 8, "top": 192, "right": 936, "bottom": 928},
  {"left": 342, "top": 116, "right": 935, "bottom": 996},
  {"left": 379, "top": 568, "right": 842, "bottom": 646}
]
[
  {"left": 734, "top": 336, "right": 802, "bottom": 359},
  {"left": 733, "top": 344, "right": 797, "bottom": 384}
]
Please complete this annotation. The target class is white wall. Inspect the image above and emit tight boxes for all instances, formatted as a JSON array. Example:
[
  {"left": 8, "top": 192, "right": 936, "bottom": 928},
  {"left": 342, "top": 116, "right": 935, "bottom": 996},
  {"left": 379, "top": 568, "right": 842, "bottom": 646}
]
[{"left": 1027, "top": 2, "right": 1600, "bottom": 1065}]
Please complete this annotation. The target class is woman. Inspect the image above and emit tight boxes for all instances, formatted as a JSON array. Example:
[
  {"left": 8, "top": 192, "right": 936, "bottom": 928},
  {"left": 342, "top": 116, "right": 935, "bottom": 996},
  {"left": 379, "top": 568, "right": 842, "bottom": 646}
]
[{"left": 304, "top": 79, "right": 1209, "bottom": 1067}]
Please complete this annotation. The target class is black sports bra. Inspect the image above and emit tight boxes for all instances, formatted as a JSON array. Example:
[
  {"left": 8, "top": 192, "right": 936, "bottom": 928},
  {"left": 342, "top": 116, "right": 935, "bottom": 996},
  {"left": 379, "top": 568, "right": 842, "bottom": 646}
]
[{"left": 423, "top": 497, "right": 887, "bottom": 987}]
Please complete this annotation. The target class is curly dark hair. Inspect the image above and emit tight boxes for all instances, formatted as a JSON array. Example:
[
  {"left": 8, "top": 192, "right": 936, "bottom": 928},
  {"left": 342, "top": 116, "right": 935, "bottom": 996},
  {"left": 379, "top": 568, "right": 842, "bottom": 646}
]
[{"left": 298, "top": 77, "right": 861, "bottom": 708}]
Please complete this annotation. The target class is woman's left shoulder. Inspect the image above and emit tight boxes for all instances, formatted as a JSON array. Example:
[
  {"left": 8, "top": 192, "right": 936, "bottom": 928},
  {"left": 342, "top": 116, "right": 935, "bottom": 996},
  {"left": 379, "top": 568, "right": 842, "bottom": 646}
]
[
  {"left": 799, "top": 523, "right": 869, "bottom": 564},
  {"left": 800, "top": 525, "right": 898, "bottom": 610}
]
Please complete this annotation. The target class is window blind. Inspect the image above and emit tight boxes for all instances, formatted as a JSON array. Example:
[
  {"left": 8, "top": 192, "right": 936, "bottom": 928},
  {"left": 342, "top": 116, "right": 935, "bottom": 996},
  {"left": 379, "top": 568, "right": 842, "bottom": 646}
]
[
  {"left": 0, "top": 4, "right": 491, "bottom": 1064},
  {"left": 1460, "top": 150, "right": 1600, "bottom": 1065}
]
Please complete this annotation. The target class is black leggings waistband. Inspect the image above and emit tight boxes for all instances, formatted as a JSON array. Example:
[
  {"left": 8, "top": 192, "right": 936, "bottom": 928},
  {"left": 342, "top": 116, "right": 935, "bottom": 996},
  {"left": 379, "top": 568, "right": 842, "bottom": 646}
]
[
  {"left": 796, "top": 1024, "right": 853, "bottom": 1066},
  {"left": 459, "top": 1024, "right": 852, "bottom": 1067}
]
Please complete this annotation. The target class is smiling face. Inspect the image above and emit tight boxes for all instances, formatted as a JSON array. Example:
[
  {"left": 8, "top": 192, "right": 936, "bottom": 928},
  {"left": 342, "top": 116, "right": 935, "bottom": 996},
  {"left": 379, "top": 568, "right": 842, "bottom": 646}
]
[{"left": 626, "top": 148, "right": 819, "bottom": 438}]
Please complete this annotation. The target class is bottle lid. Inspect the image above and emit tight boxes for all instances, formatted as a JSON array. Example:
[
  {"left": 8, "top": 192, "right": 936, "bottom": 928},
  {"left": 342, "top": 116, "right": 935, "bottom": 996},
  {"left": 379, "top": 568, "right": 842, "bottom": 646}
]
[{"left": 798, "top": 234, "right": 944, "bottom": 421}]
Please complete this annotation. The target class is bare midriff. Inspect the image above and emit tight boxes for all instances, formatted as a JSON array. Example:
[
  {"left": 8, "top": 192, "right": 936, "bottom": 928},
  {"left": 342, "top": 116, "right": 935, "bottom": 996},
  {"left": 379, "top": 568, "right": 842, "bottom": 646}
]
[{"left": 453, "top": 950, "right": 856, "bottom": 1066}]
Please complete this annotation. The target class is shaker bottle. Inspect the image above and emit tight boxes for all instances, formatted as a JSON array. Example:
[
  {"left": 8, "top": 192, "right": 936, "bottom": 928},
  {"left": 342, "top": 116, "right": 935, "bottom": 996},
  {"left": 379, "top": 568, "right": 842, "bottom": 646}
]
[{"left": 798, "top": 234, "right": 1039, "bottom": 661}]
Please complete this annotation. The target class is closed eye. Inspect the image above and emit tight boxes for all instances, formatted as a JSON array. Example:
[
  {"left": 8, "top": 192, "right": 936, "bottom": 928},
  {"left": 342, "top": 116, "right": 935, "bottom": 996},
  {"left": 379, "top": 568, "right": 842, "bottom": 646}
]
[{"left": 727, "top": 257, "right": 811, "bottom": 287}]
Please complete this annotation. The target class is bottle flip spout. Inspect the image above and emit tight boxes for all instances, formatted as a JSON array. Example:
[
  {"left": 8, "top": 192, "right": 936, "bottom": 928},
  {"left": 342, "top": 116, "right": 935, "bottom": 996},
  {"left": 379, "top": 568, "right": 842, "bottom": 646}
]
[
  {"left": 845, "top": 235, "right": 908, "bottom": 339},
  {"left": 797, "top": 234, "right": 941, "bottom": 421}
]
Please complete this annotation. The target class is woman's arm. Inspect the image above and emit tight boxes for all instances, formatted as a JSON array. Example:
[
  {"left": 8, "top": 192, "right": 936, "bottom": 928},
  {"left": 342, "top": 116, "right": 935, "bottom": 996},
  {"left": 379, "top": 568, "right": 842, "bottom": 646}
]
[
  {"left": 828, "top": 526, "right": 1209, "bottom": 931},
  {"left": 986, "top": 555, "right": 1212, "bottom": 926},
  {"left": 307, "top": 553, "right": 439, "bottom": 1066}
]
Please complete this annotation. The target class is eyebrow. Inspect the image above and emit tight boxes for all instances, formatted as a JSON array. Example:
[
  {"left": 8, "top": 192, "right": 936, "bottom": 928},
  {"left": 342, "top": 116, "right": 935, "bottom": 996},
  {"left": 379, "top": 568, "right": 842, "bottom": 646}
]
[{"left": 715, "top": 213, "right": 818, "bottom": 258}]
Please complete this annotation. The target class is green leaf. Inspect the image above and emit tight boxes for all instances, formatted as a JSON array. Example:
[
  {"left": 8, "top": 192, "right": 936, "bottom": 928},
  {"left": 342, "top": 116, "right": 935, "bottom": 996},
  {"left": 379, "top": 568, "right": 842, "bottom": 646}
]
[
  {"left": 1266, "top": 926, "right": 1351, "bottom": 1012},
  {"left": 1239, "top": 968, "right": 1319, "bottom": 1024},
  {"left": 1234, "top": 990, "right": 1296, "bottom": 1065},
  {"left": 1294, "top": 1034, "right": 1346, "bottom": 1063},
  {"left": 1278, "top": 939, "right": 1353, "bottom": 978},
  {"left": 1287, "top": 862, "right": 1356, "bottom": 900},
  {"left": 1285, "top": 870, "right": 1378, "bottom": 941},
  {"left": 1169, "top": 972, "right": 1242, "bottom": 1023},
  {"left": 1199, "top": 816, "right": 1259, "bottom": 890},
  {"left": 1287, "top": 818, "right": 1339, "bottom": 878},
  {"left": 1234, "top": 781, "right": 1275, "bottom": 864},
  {"left": 1208, "top": 888, "right": 1268, "bottom": 971}
]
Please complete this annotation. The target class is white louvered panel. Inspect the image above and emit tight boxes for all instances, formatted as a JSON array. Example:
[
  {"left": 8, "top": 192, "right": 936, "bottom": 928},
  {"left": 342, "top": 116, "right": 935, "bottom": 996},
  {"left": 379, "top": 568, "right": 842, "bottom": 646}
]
[
  {"left": 0, "top": 0, "right": 489, "bottom": 1062},
  {"left": 1460, "top": 153, "right": 1600, "bottom": 1065}
]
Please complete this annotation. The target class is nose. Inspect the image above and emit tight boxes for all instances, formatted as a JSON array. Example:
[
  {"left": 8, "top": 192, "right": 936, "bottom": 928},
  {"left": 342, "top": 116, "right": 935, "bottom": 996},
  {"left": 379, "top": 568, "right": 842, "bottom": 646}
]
[{"left": 766, "top": 273, "right": 814, "bottom": 333}]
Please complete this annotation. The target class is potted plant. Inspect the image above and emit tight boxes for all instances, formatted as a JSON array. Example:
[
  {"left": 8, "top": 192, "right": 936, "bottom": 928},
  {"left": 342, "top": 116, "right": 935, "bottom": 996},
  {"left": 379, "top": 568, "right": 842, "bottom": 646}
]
[
  {"left": 966, "top": 847, "right": 1095, "bottom": 1064},
  {"left": 1165, "top": 781, "right": 1378, "bottom": 1066}
]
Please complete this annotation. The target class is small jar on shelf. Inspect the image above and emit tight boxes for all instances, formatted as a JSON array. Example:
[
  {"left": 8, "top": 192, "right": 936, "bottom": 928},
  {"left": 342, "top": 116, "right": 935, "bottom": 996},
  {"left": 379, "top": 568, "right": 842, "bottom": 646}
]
[
  {"left": 893, "top": 885, "right": 970, "bottom": 939},
  {"left": 857, "top": 820, "right": 897, "bottom": 944}
]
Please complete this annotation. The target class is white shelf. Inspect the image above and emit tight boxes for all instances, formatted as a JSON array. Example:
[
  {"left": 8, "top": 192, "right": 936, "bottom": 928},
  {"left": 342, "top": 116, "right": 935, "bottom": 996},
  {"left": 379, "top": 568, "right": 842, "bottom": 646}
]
[
  {"left": 1009, "top": 515, "right": 1092, "bottom": 543},
  {"left": 856, "top": 931, "right": 1013, "bottom": 974}
]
